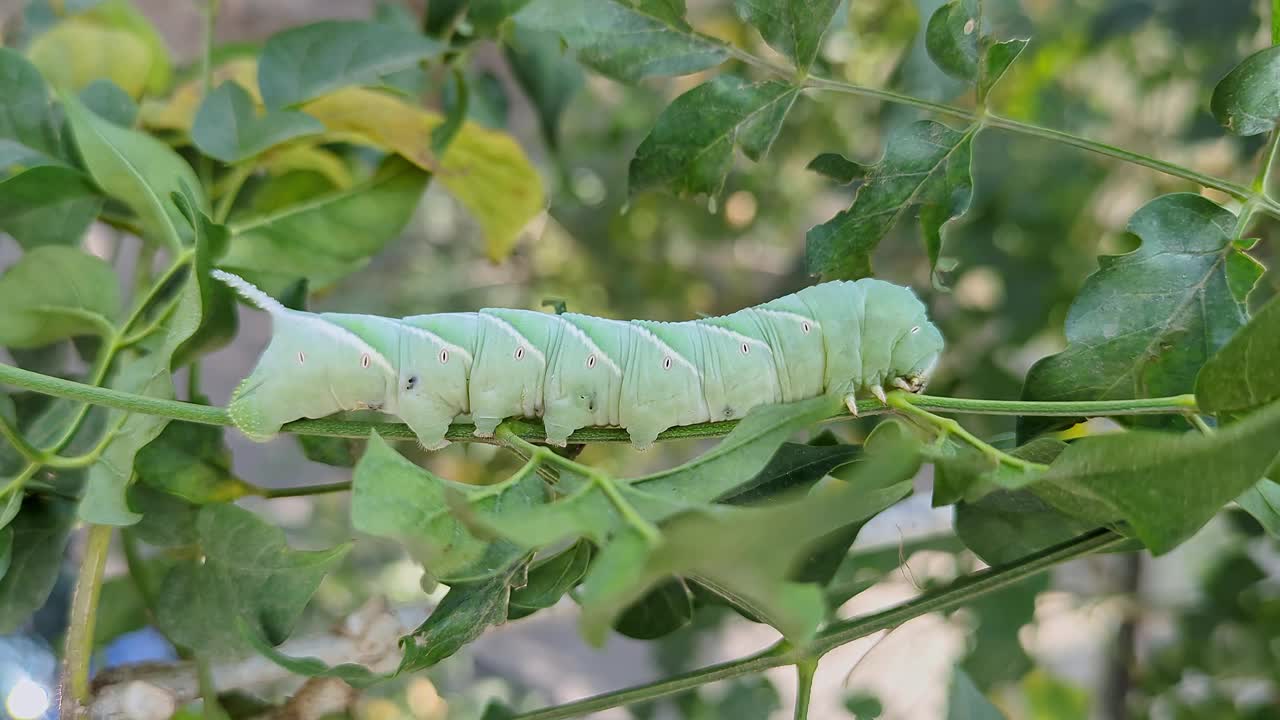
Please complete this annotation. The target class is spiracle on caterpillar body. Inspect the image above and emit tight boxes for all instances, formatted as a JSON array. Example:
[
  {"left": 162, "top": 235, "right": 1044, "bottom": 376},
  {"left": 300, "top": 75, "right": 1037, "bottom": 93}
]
[{"left": 212, "top": 270, "right": 944, "bottom": 450}]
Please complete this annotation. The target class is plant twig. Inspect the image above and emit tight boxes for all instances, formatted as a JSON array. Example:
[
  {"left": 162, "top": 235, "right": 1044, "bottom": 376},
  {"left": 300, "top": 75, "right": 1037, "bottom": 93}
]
[{"left": 62, "top": 524, "right": 113, "bottom": 710}]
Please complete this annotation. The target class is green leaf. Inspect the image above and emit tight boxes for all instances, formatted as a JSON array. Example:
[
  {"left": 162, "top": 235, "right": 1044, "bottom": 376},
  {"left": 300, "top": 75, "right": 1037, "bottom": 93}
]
[
  {"left": 472, "top": 0, "right": 535, "bottom": 33},
  {"left": 826, "top": 533, "right": 965, "bottom": 606},
  {"left": 612, "top": 579, "right": 694, "bottom": 639},
  {"left": 1041, "top": 400, "right": 1280, "bottom": 554},
  {"left": 722, "top": 441, "right": 861, "bottom": 505},
  {"left": 192, "top": 81, "right": 324, "bottom": 163},
  {"left": 631, "top": 394, "right": 845, "bottom": 504},
  {"left": 239, "top": 618, "right": 390, "bottom": 688},
  {"left": 0, "top": 166, "right": 102, "bottom": 248},
  {"left": 223, "top": 156, "right": 430, "bottom": 292},
  {"left": 630, "top": 76, "right": 799, "bottom": 198},
  {"left": 155, "top": 503, "right": 350, "bottom": 658},
  {"left": 806, "top": 120, "right": 975, "bottom": 279},
  {"left": 1021, "top": 194, "right": 1262, "bottom": 437},
  {"left": 955, "top": 488, "right": 1100, "bottom": 565},
  {"left": 0, "top": 496, "right": 75, "bottom": 633},
  {"left": 980, "top": 38, "right": 1027, "bottom": 99},
  {"left": 399, "top": 562, "right": 525, "bottom": 673},
  {"left": 135, "top": 422, "right": 253, "bottom": 504},
  {"left": 80, "top": 78, "right": 139, "bottom": 127},
  {"left": 257, "top": 20, "right": 446, "bottom": 108},
  {"left": 296, "top": 435, "right": 365, "bottom": 467},
  {"left": 61, "top": 92, "right": 204, "bottom": 248},
  {"left": 508, "top": 540, "right": 592, "bottom": 617},
  {"left": 733, "top": 0, "right": 841, "bottom": 70},
  {"left": 80, "top": 190, "right": 217, "bottom": 526},
  {"left": 957, "top": 574, "right": 1046, "bottom": 690},
  {"left": 929, "top": 437, "right": 1056, "bottom": 506},
  {"left": 126, "top": 484, "right": 199, "bottom": 547},
  {"left": 0, "top": 48, "right": 63, "bottom": 171},
  {"left": 301, "top": 87, "right": 544, "bottom": 263},
  {"left": 1196, "top": 293, "right": 1280, "bottom": 415},
  {"left": 514, "top": 0, "right": 728, "bottom": 82},
  {"left": 925, "top": 0, "right": 980, "bottom": 82},
  {"left": 1210, "top": 45, "right": 1280, "bottom": 136},
  {"left": 504, "top": 24, "right": 584, "bottom": 149},
  {"left": 26, "top": 17, "right": 152, "bottom": 98},
  {"left": 806, "top": 152, "right": 869, "bottom": 185},
  {"left": 0, "top": 246, "right": 118, "bottom": 348},
  {"left": 947, "top": 668, "right": 1007, "bottom": 720},
  {"left": 1236, "top": 478, "right": 1280, "bottom": 538},
  {"left": 351, "top": 434, "right": 548, "bottom": 582},
  {"left": 576, "top": 422, "right": 920, "bottom": 645}
]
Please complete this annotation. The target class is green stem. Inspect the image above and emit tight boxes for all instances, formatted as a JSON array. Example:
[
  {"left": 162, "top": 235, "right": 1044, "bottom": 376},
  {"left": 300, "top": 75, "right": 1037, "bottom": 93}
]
[
  {"left": 256, "top": 480, "right": 353, "bottom": 498},
  {"left": 788, "top": 62, "right": 1280, "bottom": 216},
  {"left": 62, "top": 524, "right": 113, "bottom": 706},
  {"left": 1253, "top": 121, "right": 1280, "bottom": 197},
  {"left": 512, "top": 529, "right": 1123, "bottom": 719},
  {"left": 0, "top": 363, "right": 1206, "bottom": 445},
  {"left": 889, "top": 393, "right": 1047, "bottom": 472},
  {"left": 214, "top": 163, "right": 253, "bottom": 224},
  {"left": 1186, "top": 414, "right": 1215, "bottom": 435},
  {"left": 793, "top": 658, "right": 818, "bottom": 720}
]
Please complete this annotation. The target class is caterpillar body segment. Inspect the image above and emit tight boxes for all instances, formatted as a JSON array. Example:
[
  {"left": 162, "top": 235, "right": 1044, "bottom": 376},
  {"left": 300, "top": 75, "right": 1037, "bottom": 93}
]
[{"left": 214, "top": 272, "right": 945, "bottom": 449}]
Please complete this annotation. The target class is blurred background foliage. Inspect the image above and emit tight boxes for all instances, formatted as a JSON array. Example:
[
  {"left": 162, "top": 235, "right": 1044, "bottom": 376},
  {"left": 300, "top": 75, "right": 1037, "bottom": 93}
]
[{"left": 1, "top": 0, "right": 1278, "bottom": 718}]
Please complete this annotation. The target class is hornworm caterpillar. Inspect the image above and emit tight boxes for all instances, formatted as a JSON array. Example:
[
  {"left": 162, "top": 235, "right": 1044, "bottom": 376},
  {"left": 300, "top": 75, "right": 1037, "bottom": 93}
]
[{"left": 213, "top": 271, "right": 944, "bottom": 449}]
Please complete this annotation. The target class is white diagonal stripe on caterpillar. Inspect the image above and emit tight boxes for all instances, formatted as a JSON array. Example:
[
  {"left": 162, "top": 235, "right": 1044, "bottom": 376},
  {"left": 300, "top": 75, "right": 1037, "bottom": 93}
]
[
  {"left": 554, "top": 317, "right": 622, "bottom": 375},
  {"left": 696, "top": 322, "right": 773, "bottom": 352},
  {"left": 398, "top": 322, "right": 474, "bottom": 364},
  {"left": 481, "top": 314, "right": 547, "bottom": 365},
  {"left": 296, "top": 315, "right": 397, "bottom": 376},
  {"left": 629, "top": 322, "right": 699, "bottom": 374},
  {"left": 754, "top": 308, "right": 821, "bottom": 331}
]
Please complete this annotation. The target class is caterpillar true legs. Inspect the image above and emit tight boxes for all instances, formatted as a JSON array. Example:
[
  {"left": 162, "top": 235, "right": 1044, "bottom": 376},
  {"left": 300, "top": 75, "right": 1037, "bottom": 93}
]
[{"left": 213, "top": 271, "right": 944, "bottom": 450}]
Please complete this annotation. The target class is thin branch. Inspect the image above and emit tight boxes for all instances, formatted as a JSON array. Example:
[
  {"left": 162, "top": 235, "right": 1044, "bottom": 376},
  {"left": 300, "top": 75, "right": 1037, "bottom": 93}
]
[
  {"left": 0, "top": 362, "right": 1206, "bottom": 445},
  {"left": 511, "top": 529, "right": 1124, "bottom": 720},
  {"left": 62, "top": 525, "right": 113, "bottom": 710}
]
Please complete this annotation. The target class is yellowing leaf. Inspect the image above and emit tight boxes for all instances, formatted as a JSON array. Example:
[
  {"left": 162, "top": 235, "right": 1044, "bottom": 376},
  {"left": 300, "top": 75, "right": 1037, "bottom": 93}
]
[
  {"left": 28, "top": 19, "right": 151, "bottom": 98},
  {"left": 260, "top": 143, "right": 354, "bottom": 189},
  {"left": 141, "top": 59, "right": 259, "bottom": 133},
  {"left": 304, "top": 88, "right": 545, "bottom": 260}
]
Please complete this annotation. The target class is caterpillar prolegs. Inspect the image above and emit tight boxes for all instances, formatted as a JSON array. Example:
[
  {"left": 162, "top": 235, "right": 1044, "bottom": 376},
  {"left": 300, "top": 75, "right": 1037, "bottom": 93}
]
[{"left": 214, "top": 271, "right": 945, "bottom": 450}]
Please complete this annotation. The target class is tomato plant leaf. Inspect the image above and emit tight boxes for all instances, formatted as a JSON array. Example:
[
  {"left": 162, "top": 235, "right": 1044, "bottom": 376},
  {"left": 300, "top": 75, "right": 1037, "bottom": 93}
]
[
  {"left": 948, "top": 667, "right": 1007, "bottom": 719},
  {"left": 192, "top": 81, "right": 323, "bottom": 163},
  {"left": 0, "top": 496, "right": 74, "bottom": 634},
  {"left": 1041, "top": 400, "right": 1280, "bottom": 554},
  {"left": 1236, "top": 478, "right": 1280, "bottom": 538},
  {"left": 955, "top": 489, "right": 1100, "bottom": 566},
  {"left": 612, "top": 579, "right": 694, "bottom": 639},
  {"left": 351, "top": 433, "right": 548, "bottom": 582},
  {"left": 733, "top": 0, "right": 841, "bottom": 71},
  {"left": 0, "top": 164, "right": 103, "bottom": 249},
  {"left": 980, "top": 38, "right": 1028, "bottom": 99},
  {"left": 135, "top": 422, "right": 253, "bottom": 504},
  {"left": 1210, "top": 45, "right": 1280, "bottom": 136},
  {"left": 504, "top": 23, "right": 584, "bottom": 149},
  {"left": 399, "top": 562, "right": 526, "bottom": 673},
  {"left": 807, "top": 120, "right": 976, "bottom": 279},
  {"left": 223, "top": 156, "right": 429, "bottom": 292},
  {"left": 79, "top": 78, "right": 138, "bottom": 128},
  {"left": 508, "top": 541, "right": 592, "bottom": 618},
  {"left": 630, "top": 76, "right": 799, "bottom": 198},
  {"left": 576, "top": 422, "right": 920, "bottom": 645},
  {"left": 806, "top": 152, "right": 870, "bottom": 185},
  {"left": 0, "top": 246, "right": 119, "bottom": 348},
  {"left": 925, "top": 0, "right": 980, "bottom": 82},
  {"left": 239, "top": 618, "right": 391, "bottom": 688},
  {"left": 302, "top": 87, "right": 545, "bottom": 263},
  {"left": 1196, "top": 293, "right": 1280, "bottom": 415},
  {"left": 0, "top": 48, "right": 63, "bottom": 171},
  {"left": 514, "top": 0, "right": 728, "bottom": 82},
  {"left": 61, "top": 92, "right": 204, "bottom": 248},
  {"left": 257, "top": 20, "right": 445, "bottom": 108},
  {"left": 155, "top": 503, "right": 351, "bottom": 658},
  {"left": 1020, "top": 194, "right": 1262, "bottom": 437}
]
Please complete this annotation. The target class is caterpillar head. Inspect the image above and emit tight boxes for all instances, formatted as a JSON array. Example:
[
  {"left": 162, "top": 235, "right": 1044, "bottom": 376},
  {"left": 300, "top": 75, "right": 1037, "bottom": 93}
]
[{"left": 889, "top": 319, "right": 944, "bottom": 393}]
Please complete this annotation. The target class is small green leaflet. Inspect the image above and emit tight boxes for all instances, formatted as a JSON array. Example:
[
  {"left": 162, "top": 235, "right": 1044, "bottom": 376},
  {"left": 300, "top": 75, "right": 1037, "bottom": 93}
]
[
  {"left": 257, "top": 20, "right": 446, "bottom": 107},
  {"left": 1210, "top": 45, "right": 1280, "bottom": 136},
  {"left": 0, "top": 246, "right": 119, "bottom": 348},
  {"left": 733, "top": 0, "right": 841, "bottom": 71},
  {"left": 514, "top": 0, "right": 728, "bottom": 83},
  {"left": 192, "top": 81, "right": 323, "bottom": 163},
  {"left": 806, "top": 120, "right": 976, "bottom": 279},
  {"left": 924, "top": 0, "right": 1027, "bottom": 99},
  {"left": 1020, "top": 194, "right": 1263, "bottom": 438},
  {"left": 630, "top": 76, "right": 799, "bottom": 198},
  {"left": 1196, "top": 292, "right": 1280, "bottom": 415}
]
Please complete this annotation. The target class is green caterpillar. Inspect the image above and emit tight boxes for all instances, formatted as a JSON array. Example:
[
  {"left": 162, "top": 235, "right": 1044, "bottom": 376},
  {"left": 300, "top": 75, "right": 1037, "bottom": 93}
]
[{"left": 213, "top": 271, "right": 944, "bottom": 449}]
